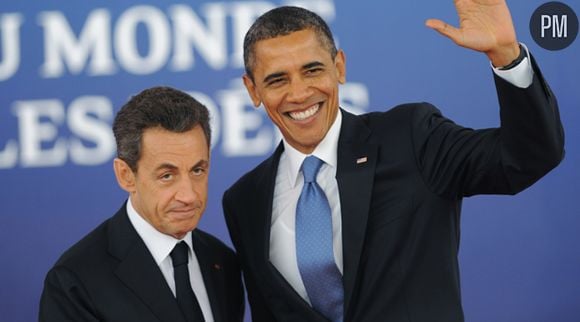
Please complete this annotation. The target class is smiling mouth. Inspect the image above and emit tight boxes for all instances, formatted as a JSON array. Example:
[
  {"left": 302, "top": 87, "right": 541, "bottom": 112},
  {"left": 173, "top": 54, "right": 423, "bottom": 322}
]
[{"left": 287, "top": 103, "right": 321, "bottom": 121}]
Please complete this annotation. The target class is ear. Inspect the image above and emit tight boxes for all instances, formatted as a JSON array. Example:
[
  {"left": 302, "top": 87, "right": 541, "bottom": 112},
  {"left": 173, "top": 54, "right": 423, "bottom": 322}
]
[
  {"left": 113, "top": 158, "right": 136, "bottom": 193},
  {"left": 335, "top": 49, "right": 347, "bottom": 84},
  {"left": 242, "top": 74, "right": 262, "bottom": 108}
]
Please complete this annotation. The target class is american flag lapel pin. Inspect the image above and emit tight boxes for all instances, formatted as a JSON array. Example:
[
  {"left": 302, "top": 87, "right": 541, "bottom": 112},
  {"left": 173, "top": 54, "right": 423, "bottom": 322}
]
[{"left": 356, "top": 156, "right": 368, "bottom": 164}]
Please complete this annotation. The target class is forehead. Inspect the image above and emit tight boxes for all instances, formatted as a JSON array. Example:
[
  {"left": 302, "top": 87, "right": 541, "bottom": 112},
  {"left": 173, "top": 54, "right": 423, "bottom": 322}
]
[
  {"left": 139, "top": 126, "right": 208, "bottom": 168},
  {"left": 252, "top": 30, "right": 331, "bottom": 71}
]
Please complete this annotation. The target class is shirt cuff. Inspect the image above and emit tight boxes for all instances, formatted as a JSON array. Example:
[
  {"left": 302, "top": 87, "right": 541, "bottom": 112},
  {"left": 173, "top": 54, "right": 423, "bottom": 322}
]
[{"left": 491, "top": 43, "right": 534, "bottom": 89}]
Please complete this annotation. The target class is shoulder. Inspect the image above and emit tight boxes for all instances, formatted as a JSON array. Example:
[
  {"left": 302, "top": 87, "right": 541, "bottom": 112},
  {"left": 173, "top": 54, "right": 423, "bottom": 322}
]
[
  {"left": 193, "top": 229, "right": 235, "bottom": 257},
  {"left": 342, "top": 103, "right": 442, "bottom": 142},
  {"left": 194, "top": 228, "right": 232, "bottom": 250},
  {"left": 42, "top": 216, "right": 116, "bottom": 295},
  {"left": 193, "top": 229, "right": 239, "bottom": 270},
  {"left": 223, "top": 149, "right": 279, "bottom": 203},
  {"left": 356, "top": 102, "right": 441, "bottom": 126},
  {"left": 46, "top": 213, "right": 122, "bottom": 284},
  {"left": 53, "top": 218, "right": 111, "bottom": 268}
]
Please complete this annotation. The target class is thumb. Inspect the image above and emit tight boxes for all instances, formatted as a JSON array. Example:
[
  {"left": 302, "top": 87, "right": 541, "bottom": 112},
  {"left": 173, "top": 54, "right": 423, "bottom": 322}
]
[{"left": 425, "top": 19, "right": 462, "bottom": 45}]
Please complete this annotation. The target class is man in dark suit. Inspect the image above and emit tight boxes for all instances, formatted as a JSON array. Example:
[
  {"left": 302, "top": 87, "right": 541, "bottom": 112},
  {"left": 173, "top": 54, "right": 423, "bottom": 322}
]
[
  {"left": 40, "top": 86, "right": 244, "bottom": 322},
  {"left": 223, "top": 2, "right": 564, "bottom": 322}
]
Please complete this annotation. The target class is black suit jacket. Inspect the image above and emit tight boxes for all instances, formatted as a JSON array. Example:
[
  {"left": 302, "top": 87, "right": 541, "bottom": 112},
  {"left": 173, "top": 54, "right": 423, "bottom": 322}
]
[
  {"left": 39, "top": 203, "right": 244, "bottom": 322},
  {"left": 222, "top": 59, "right": 564, "bottom": 322}
]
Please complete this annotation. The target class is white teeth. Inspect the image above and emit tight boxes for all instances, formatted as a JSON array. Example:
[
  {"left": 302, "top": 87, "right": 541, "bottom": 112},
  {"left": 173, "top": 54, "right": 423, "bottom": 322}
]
[{"left": 289, "top": 104, "right": 320, "bottom": 121}]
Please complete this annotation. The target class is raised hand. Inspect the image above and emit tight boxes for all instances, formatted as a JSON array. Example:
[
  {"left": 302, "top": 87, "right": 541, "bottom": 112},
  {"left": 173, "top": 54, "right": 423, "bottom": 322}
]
[{"left": 426, "top": 0, "right": 520, "bottom": 67}]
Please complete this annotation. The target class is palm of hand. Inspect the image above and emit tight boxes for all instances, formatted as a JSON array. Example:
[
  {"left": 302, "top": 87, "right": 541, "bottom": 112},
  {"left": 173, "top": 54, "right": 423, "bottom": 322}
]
[
  {"left": 453, "top": 0, "right": 517, "bottom": 52},
  {"left": 426, "top": 0, "right": 520, "bottom": 66}
]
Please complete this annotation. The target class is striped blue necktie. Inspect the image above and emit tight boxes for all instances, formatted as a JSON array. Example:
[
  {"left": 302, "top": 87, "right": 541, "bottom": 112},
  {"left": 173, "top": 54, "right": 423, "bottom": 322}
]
[{"left": 296, "top": 156, "right": 344, "bottom": 322}]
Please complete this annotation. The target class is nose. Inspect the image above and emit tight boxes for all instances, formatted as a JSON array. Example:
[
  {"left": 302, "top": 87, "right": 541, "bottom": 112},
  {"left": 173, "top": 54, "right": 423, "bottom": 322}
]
[
  {"left": 286, "top": 78, "right": 312, "bottom": 103},
  {"left": 174, "top": 178, "right": 198, "bottom": 204}
]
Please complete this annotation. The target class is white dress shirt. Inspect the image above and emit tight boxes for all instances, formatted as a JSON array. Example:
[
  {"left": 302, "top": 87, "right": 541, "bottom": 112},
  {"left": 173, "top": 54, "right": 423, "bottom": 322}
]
[
  {"left": 269, "top": 45, "right": 534, "bottom": 304},
  {"left": 127, "top": 198, "right": 214, "bottom": 322}
]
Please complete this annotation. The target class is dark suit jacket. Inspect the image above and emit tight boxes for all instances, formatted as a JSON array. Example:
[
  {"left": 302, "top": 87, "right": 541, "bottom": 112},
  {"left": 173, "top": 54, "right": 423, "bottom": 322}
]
[
  {"left": 222, "top": 58, "right": 564, "bottom": 322},
  {"left": 39, "top": 203, "right": 244, "bottom": 322}
]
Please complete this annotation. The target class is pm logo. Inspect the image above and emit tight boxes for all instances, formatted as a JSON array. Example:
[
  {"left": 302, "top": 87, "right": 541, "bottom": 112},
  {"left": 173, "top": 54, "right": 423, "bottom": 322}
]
[{"left": 530, "top": 2, "right": 578, "bottom": 50}]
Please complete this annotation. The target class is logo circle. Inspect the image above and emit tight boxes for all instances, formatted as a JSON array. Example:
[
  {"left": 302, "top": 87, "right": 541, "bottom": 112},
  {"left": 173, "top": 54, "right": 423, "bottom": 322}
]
[{"left": 530, "top": 1, "right": 578, "bottom": 50}]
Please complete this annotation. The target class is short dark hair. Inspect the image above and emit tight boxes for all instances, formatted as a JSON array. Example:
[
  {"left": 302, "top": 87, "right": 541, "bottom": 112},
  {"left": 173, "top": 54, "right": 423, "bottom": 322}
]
[
  {"left": 112, "top": 86, "right": 211, "bottom": 172},
  {"left": 243, "top": 6, "right": 337, "bottom": 81}
]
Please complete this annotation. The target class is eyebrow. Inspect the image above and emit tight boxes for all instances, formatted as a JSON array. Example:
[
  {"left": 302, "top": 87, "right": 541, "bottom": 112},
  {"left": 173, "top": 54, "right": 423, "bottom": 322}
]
[
  {"left": 262, "top": 61, "right": 325, "bottom": 84},
  {"left": 302, "top": 61, "right": 324, "bottom": 70},
  {"left": 192, "top": 159, "right": 209, "bottom": 170},
  {"left": 155, "top": 163, "right": 178, "bottom": 172},
  {"left": 154, "top": 159, "right": 209, "bottom": 173}
]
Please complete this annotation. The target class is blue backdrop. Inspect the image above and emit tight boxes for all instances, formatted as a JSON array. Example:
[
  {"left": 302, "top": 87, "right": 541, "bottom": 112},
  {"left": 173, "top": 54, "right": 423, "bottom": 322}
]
[{"left": 1, "top": 1, "right": 578, "bottom": 321}]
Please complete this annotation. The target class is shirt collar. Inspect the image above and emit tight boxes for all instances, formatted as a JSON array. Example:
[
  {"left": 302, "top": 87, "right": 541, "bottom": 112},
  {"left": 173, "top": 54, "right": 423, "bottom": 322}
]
[
  {"left": 282, "top": 110, "right": 342, "bottom": 188},
  {"left": 126, "top": 197, "right": 192, "bottom": 265}
]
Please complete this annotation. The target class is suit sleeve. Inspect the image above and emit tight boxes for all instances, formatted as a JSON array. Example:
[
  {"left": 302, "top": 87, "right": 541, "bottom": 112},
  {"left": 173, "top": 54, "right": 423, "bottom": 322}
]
[
  {"left": 222, "top": 189, "right": 278, "bottom": 322},
  {"left": 412, "top": 55, "right": 564, "bottom": 198},
  {"left": 39, "top": 266, "right": 100, "bottom": 322}
]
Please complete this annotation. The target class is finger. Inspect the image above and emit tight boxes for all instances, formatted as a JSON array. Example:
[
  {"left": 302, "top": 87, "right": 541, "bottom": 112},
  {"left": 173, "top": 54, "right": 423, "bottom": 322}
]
[{"left": 425, "top": 19, "right": 462, "bottom": 44}]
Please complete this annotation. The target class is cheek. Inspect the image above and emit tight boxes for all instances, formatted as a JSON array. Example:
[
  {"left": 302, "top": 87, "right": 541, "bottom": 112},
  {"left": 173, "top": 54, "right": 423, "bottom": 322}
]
[
  {"left": 155, "top": 189, "right": 176, "bottom": 211},
  {"left": 264, "top": 105, "right": 287, "bottom": 130},
  {"left": 196, "top": 181, "right": 209, "bottom": 201},
  {"left": 322, "top": 79, "right": 339, "bottom": 97},
  {"left": 262, "top": 91, "right": 284, "bottom": 111}
]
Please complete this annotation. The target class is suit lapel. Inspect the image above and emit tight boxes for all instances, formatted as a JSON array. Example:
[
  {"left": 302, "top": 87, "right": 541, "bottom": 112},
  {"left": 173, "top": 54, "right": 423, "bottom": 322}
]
[
  {"left": 253, "top": 144, "right": 282, "bottom": 270},
  {"left": 242, "top": 143, "right": 281, "bottom": 282},
  {"left": 336, "top": 110, "right": 378, "bottom": 318},
  {"left": 108, "top": 206, "right": 186, "bottom": 322},
  {"left": 191, "top": 231, "right": 225, "bottom": 322}
]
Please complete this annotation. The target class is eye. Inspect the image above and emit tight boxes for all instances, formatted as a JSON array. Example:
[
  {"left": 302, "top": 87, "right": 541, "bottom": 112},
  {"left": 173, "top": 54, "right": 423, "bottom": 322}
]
[
  {"left": 266, "top": 77, "right": 287, "bottom": 88},
  {"left": 159, "top": 172, "right": 174, "bottom": 181},
  {"left": 305, "top": 67, "right": 323, "bottom": 76},
  {"left": 267, "top": 78, "right": 283, "bottom": 87},
  {"left": 192, "top": 166, "right": 207, "bottom": 176}
]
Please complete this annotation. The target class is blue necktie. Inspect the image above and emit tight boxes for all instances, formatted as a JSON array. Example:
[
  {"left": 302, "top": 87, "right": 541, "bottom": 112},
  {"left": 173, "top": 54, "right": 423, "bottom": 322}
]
[{"left": 296, "top": 156, "right": 344, "bottom": 322}]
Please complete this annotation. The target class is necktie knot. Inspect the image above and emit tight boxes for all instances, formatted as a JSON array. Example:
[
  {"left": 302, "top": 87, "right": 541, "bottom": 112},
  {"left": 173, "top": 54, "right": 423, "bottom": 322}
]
[
  {"left": 302, "top": 156, "right": 323, "bottom": 183},
  {"left": 170, "top": 241, "right": 189, "bottom": 267}
]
